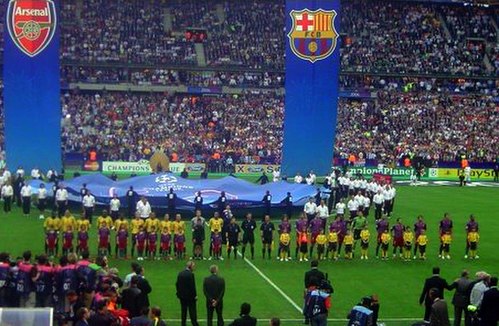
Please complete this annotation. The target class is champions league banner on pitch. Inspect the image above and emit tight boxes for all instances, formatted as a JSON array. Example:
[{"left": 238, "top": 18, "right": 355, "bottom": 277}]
[
  {"left": 3, "top": 0, "right": 61, "bottom": 172},
  {"left": 28, "top": 173, "right": 318, "bottom": 209},
  {"left": 281, "top": 0, "right": 340, "bottom": 177}
]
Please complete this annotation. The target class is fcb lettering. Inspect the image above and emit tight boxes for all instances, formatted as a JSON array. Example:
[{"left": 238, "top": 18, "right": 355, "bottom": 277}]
[{"left": 7, "top": 0, "right": 57, "bottom": 57}]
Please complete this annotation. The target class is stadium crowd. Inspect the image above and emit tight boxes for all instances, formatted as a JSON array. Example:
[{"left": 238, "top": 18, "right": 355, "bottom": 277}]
[
  {"left": 60, "top": 92, "right": 283, "bottom": 164},
  {"left": 56, "top": 88, "right": 498, "bottom": 165}
]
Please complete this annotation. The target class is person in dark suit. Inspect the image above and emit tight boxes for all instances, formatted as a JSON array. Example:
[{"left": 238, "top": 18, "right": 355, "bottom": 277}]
[
  {"left": 304, "top": 260, "right": 326, "bottom": 324},
  {"left": 121, "top": 276, "right": 143, "bottom": 318},
  {"left": 448, "top": 270, "right": 472, "bottom": 326},
  {"left": 229, "top": 302, "right": 257, "bottom": 326},
  {"left": 420, "top": 267, "right": 450, "bottom": 322},
  {"left": 203, "top": 265, "right": 226, "bottom": 326},
  {"left": 74, "top": 307, "right": 90, "bottom": 326},
  {"left": 136, "top": 266, "right": 152, "bottom": 309},
  {"left": 429, "top": 288, "right": 451, "bottom": 326},
  {"left": 479, "top": 276, "right": 499, "bottom": 326},
  {"left": 304, "top": 260, "right": 326, "bottom": 289},
  {"left": 176, "top": 261, "right": 199, "bottom": 326},
  {"left": 130, "top": 307, "right": 150, "bottom": 326}
]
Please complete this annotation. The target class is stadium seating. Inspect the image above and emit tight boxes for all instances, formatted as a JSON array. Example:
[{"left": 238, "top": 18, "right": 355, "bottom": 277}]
[{"left": 1, "top": 0, "right": 498, "bottom": 165}]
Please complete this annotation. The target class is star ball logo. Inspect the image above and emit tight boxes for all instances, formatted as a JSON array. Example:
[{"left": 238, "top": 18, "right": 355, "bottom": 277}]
[
  {"left": 288, "top": 9, "right": 338, "bottom": 63},
  {"left": 6, "top": 0, "right": 57, "bottom": 57}
]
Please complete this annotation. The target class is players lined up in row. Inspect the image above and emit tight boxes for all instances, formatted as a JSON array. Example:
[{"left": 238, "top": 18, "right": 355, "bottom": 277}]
[{"left": 42, "top": 207, "right": 480, "bottom": 262}]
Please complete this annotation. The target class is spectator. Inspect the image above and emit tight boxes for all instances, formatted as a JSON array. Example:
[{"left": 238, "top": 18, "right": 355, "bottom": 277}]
[
  {"left": 130, "top": 307, "right": 150, "bottom": 326},
  {"left": 229, "top": 302, "right": 257, "bottom": 326},
  {"left": 429, "top": 288, "right": 451, "bottom": 326},
  {"left": 121, "top": 276, "right": 143, "bottom": 318}
]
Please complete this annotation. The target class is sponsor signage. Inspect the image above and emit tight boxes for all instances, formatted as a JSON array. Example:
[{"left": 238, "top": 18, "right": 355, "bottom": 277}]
[
  {"left": 428, "top": 168, "right": 495, "bottom": 181},
  {"left": 235, "top": 164, "right": 281, "bottom": 174},
  {"left": 102, "top": 161, "right": 205, "bottom": 174}
]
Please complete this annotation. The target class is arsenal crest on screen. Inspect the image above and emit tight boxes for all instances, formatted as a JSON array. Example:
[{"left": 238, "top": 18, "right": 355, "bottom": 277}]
[{"left": 6, "top": 0, "right": 57, "bottom": 57}]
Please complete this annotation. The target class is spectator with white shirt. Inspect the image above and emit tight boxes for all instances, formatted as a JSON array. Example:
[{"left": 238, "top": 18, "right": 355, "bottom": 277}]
[
  {"left": 362, "top": 195, "right": 371, "bottom": 218},
  {"left": 55, "top": 185, "right": 69, "bottom": 217},
  {"left": 383, "top": 185, "right": 395, "bottom": 217},
  {"left": 303, "top": 197, "right": 317, "bottom": 225},
  {"left": 37, "top": 183, "right": 47, "bottom": 219},
  {"left": 20, "top": 182, "right": 32, "bottom": 216},
  {"left": 306, "top": 171, "right": 316, "bottom": 185},
  {"left": 470, "top": 271, "right": 490, "bottom": 310},
  {"left": 136, "top": 197, "right": 152, "bottom": 220},
  {"left": 82, "top": 191, "right": 96, "bottom": 224},
  {"left": 109, "top": 194, "right": 121, "bottom": 221},
  {"left": 1, "top": 182, "right": 13, "bottom": 213}
]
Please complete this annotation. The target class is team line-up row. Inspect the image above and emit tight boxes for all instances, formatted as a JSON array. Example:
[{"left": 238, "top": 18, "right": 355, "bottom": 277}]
[{"left": 41, "top": 207, "right": 481, "bottom": 262}]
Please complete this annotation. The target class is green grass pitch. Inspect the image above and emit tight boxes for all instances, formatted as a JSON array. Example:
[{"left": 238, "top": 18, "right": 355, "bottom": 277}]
[{"left": 0, "top": 186, "right": 497, "bottom": 325}]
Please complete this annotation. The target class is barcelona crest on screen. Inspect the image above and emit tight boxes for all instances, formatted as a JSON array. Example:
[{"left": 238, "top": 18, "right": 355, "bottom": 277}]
[
  {"left": 287, "top": 9, "right": 338, "bottom": 63},
  {"left": 6, "top": 0, "right": 57, "bottom": 57}
]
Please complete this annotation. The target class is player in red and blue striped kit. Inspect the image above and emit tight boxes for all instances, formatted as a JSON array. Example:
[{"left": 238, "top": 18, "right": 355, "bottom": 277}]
[
  {"left": 147, "top": 227, "right": 158, "bottom": 260},
  {"left": 62, "top": 228, "right": 74, "bottom": 256},
  {"left": 211, "top": 230, "right": 222, "bottom": 260},
  {"left": 116, "top": 226, "right": 128, "bottom": 259},
  {"left": 98, "top": 226, "right": 111, "bottom": 257}
]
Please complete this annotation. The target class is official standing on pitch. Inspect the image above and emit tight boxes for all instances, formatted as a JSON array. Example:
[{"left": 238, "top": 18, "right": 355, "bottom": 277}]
[
  {"left": 420, "top": 267, "right": 450, "bottom": 322},
  {"left": 126, "top": 186, "right": 138, "bottom": 218},
  {"left": 82, "top": 190, "right": 96, "bottom": 224},
  {"left": 203, "top": 265, "right": 225, "bottom": 326},
  {"left": 304, "top": 260, "right": 326, "bottom": 324},
  {"left": 20, "top": 182, "right": 32, "bottom": 216},
  {"left": 176, "top": 261, "right": 200, "bottom": 326}
]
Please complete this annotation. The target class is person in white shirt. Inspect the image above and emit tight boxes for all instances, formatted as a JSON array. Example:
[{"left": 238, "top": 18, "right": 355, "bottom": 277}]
[
  {"left": 373, "top": 190, "right": 384, "bottom": 220},
  {"left": 1, "top": 182, "right": 14, "bottom": 213},
  {"left": 30, "top": 168, "right": 42, "bottom": 180},
  {"left": 294, "top": 173, "right": 303, "bottom": 184},
  {"left": 272, "top": 170, "right": 280, "bottom": 182},
  {"left": 55, "top": 185, "right": 68, "bottom": 217},
  {"left": 347, "top": 197, "right": 359, "bottom": 221},
  {"left": 354, "top": 192, "right": 365, "bottom": 213},
  {"left": 37, "top": 183, "right": 47, "bottom": 219},
  {"left": 16, "top": 166, "right": 25, "bottom": 178},
  {"left": 383, "top": 185, "right": 396, "bottom": 217},
  {"left": 2, "top": 169, "right": 11, "bottom": 182},
  {"left": 20, "top": 182, "right": 32, "bottom": 216},
  {"left": 335, "top": 199, "right": 346, "bottom": 217},
  {"left": 348, "top": 178, "right": 355, "bottom": 196},
  {"left": 82, "top": 191, "right": 96, "bottom": 224},
  {"left": 352, "top": 178, "right": 361, "bottom": 194},
  {"left": 464, "top": 166, "right": 471, "bottom": 185},
  {"left": 136, "top": 197, "right": 151, "bottom": 219},
  {"left": 317, "top": 200, "right": 329, "bottom": 229},
  {"left": 306, "top": 171, "right": 316, "bottom": 185},
  {"left": 109, "top": 194, "right": 121, "bottom": 220},
  {"left": 362, "top": 195, "right": 371, "bottom": 217},
  {"left": 303, "top": 197, "right": 317, "bottom": 225},
  {"left": 410, "top": 171, "right": 417, "bottom": 186}
]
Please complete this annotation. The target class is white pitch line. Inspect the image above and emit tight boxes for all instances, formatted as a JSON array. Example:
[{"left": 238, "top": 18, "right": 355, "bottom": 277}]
[
  {"left": 163, "top": 318, "right": 424, "bottom": 322},
  {"left": 239, "top": 254, "right": 303, "bottom": 313}
]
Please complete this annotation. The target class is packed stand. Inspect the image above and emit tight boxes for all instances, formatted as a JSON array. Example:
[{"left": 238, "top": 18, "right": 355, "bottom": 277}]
[
  {"left": 334, "top": 92, "right": 498, "bottom": 163},
  {"left": 60, "top": 0, "right": 196, "bottom": 65},
  {"left": 61, "top": 91, "right": 283, "bottom": 164},
  {"left": 169, "top": 1, "right": 219, "bottom": 30},
  {"left": 204, "top": 1, "right": 285, "bottom": 69},
  {"left": 340, "top": 1, "right": 490, "bottom": 75},
  {"left": 441, "top": 7, "right": 497, "bottom": 42}
]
